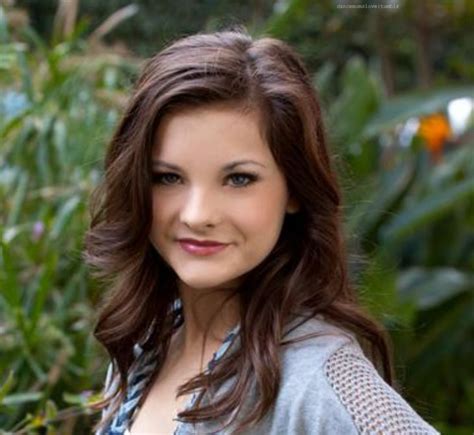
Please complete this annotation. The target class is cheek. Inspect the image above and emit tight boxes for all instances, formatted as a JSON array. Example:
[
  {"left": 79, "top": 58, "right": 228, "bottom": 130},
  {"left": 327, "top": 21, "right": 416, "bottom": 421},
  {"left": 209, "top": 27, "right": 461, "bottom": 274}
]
[{"left": 238, "top": 186, "right": 288, "bottom": 245}]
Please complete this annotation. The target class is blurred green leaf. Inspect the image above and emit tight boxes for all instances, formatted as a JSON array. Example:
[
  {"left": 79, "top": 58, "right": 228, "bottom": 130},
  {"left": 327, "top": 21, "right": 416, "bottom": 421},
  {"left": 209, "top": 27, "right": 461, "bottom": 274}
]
[
  {"left": 29, "top": 252, "right": 58, "bottom": 330},
  {"left": 2, "top": 392, "right": 43, "bottom": 406},
  {"left": 0, "top": 371, "right": 15, "bottom": 404},
  {"left": 0, "top": 240, "right": 21, "bottom": 308},
  {"left": 398, "top": 267, "right": 474, "bottom": 309},
  {"left": 348, "top": 158, "right": 417, "bottom": 248},
  {"left": 50, "top": 195, "right": 81, "bottom": 240},
  {"left": 380, "top": 177, "right": 474, "bottom": 242},
  {"left": 0, "top": 5, "right": 8, "bottom": 44},
  {"left": 6, "top": 172, "right": 29, "bottom": 227},
  {"left": 329, "top": 56, "right": 380, "bottom": 150},
  {"left": 44, "top": 400, "right": 58, "bottom": 421}
]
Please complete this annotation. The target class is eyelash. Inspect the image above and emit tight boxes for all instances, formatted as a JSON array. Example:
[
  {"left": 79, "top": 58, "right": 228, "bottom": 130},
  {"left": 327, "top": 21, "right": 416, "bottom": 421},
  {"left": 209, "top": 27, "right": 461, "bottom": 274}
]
[{"left": 151, "top": 172, "right": 259, "bottom": 188}]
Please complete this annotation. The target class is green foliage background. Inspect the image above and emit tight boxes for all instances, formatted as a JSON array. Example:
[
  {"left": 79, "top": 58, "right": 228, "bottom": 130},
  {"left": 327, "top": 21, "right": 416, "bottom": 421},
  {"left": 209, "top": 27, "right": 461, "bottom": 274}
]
[{"left": 1, "top": 0, "right": 473, "bottom": 433}]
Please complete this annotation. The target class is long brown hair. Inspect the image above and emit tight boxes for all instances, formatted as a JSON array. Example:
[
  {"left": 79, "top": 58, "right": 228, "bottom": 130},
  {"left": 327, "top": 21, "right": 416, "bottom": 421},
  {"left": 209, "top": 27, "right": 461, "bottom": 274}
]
[{"left": 84, "top": 26, "right": 393, "bottom": 433}]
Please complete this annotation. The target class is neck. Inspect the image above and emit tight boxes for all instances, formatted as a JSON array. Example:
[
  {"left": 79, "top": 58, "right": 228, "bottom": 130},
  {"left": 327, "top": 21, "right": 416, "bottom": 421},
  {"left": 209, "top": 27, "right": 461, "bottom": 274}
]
[{"left": 175, "top": 281, "right": 240, "bottom": 359}]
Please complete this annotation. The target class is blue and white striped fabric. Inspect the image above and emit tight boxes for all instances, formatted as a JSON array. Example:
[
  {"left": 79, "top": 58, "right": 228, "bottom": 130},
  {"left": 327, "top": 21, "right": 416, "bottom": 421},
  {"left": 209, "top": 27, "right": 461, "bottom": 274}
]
[{"left": 96, "top": 299, "right": 240, "bottom": 435}]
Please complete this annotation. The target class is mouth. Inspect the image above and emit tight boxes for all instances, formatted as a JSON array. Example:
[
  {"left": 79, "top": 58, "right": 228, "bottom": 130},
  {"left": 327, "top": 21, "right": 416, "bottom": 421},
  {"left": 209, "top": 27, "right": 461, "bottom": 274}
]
[
  {"left": 177, "top": 237, "right": 228, "bottom": 246},
  {"left": 177, "top": 238, "right": 229, "bottom": 256}
]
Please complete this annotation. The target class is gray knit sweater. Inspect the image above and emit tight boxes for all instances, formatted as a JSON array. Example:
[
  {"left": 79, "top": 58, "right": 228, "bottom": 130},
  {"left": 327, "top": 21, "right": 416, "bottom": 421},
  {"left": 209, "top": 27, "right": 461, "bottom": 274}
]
[{"left": 97, "top": 305, "right": 440, "bottom": 434}]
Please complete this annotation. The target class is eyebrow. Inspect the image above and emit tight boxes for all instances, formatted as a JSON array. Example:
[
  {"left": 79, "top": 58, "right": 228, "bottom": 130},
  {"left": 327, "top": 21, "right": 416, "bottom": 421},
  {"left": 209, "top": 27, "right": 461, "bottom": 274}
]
[{"left": 152, "top": 159, "right": 266, "bottom": 171}]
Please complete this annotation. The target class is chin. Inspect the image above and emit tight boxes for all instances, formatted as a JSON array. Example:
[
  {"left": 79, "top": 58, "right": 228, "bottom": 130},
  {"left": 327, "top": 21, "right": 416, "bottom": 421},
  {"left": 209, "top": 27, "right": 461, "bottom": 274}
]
[{"left": 177, "top": 270, "right": 239, "bottom": 291}]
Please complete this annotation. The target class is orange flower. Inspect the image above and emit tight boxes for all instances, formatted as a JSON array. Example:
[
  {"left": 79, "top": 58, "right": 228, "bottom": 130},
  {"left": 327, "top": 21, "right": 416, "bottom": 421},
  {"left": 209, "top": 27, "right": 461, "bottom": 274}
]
[{"left": 418, "top": 113, "right": 452, "bottom": 162}]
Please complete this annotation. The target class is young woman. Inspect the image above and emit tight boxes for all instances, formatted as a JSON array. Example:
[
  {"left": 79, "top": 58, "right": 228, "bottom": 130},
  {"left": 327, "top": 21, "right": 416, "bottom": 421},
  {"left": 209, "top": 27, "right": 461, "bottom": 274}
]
[{"left": 84, "top": 28, "right": 439, "bottom": 434}]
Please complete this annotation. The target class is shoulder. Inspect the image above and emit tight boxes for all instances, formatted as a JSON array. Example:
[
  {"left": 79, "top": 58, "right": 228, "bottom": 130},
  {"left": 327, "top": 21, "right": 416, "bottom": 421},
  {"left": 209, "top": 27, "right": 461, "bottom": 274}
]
[
  {"left": 275, "top": 315, "right": 440, "bottom": 435},
  {"left": 323, "top": 340, "right": 439, "bottom": 434},
  {"left": 279, "top": 314, "right": 358, "bottom": 375}
]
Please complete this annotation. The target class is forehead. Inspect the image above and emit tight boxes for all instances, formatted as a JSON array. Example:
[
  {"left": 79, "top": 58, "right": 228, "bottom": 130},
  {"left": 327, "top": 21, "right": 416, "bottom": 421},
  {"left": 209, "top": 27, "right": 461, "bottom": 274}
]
[{"left": 152, "top": 104, "right": 271, "bottom": 160}]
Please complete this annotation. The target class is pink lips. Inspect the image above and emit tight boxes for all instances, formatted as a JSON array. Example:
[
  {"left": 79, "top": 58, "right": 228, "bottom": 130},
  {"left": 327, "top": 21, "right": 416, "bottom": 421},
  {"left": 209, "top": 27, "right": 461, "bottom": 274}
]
[{"left": 178, "top": 238, "right": 229, "bottom": 256}]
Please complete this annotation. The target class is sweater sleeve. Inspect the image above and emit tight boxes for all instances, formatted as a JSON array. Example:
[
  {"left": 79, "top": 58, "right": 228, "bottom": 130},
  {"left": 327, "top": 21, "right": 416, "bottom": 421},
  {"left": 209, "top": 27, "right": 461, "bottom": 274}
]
[{"left": 323, "top": 341, "right": 440, "bottom": 435}]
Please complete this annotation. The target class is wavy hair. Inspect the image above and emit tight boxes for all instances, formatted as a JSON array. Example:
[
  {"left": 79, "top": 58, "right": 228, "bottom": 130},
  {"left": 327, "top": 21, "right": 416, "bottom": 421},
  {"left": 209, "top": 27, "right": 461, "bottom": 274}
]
[{"left": 84, "top": 26, "right": 393, "bottom": 434}]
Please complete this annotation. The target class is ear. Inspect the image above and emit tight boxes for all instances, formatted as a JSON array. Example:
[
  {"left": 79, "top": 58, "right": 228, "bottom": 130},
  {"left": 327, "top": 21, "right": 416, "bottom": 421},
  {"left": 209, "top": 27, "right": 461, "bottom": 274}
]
[{"left": 286, "top": 196, "right": 300, "bottom": 214}]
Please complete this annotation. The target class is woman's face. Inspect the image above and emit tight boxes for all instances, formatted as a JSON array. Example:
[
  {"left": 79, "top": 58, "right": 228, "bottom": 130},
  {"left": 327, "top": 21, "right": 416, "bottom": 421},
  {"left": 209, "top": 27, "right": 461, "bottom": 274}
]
[{"left": 149, "top": 104, "right": 298, "bottom": 290}]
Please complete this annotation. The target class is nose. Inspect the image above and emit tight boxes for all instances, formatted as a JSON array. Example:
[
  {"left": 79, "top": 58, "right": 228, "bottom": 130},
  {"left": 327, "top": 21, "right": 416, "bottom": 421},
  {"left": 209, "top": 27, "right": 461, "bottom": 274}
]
[{"left": 180, "top": 187, "right": 221, "bottom": 229}]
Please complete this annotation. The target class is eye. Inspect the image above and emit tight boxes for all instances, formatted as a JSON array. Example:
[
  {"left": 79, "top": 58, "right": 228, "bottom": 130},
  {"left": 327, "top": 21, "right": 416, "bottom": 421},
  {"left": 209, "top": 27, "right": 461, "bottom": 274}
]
[
  {"left": 152, "top": 172, "right": 181, "bottom": 185},
  {"left": 226, "top": 172, "right": 259, "bottom": 188},
  {"left": 151, "top": 171, "right": 259, "bottom": 188}
]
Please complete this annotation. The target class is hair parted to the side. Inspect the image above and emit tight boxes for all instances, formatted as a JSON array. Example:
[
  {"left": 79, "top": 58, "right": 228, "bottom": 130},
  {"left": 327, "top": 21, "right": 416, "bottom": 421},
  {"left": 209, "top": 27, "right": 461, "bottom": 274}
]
[{"left": 83, "top": 25, "right": 394, "bottom": 434}]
